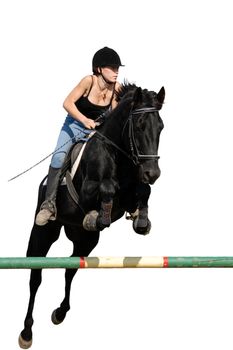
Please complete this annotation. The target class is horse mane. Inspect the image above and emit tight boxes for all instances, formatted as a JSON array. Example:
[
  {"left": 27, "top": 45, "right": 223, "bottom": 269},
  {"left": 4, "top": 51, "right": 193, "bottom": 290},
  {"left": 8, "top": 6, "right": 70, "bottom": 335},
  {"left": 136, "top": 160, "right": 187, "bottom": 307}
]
[
  {"left": 115, "top": 80, "right": 138, "bottom": 102},
  {"left": 100, "top": 81, "right": 165, "bottom": 131},
  {"left": 116, "top": 80, "right": 165, "bottom": 110}
]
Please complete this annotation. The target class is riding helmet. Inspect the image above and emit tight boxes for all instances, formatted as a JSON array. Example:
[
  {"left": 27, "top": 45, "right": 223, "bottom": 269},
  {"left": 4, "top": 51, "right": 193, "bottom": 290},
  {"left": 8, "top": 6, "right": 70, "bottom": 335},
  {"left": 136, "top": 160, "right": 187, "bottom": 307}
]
[{"left": 92, "top": 47, "right": 124, "bottom": 71}]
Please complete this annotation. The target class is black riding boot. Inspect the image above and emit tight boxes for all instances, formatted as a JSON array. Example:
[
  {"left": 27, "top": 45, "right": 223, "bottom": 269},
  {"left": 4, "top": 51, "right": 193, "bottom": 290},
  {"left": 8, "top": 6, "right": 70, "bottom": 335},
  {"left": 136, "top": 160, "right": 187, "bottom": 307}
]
[{"left": 35, "top": 166, "right": 62, "bottom": 226}]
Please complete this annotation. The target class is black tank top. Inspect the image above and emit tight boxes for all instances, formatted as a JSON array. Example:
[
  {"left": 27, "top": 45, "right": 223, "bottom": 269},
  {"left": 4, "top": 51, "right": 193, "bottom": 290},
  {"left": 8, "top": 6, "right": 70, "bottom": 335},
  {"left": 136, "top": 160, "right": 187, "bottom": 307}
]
[{"left": 75, "top": 76, "right": 115, "bottom": 120}]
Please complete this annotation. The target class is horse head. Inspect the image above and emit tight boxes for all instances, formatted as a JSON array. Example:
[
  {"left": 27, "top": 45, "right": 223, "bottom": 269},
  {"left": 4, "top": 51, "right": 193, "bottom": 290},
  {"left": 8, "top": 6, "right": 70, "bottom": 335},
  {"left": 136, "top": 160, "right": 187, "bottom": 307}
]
[{"left": 123, "top": 85, "right": 165, "bottom": 184}]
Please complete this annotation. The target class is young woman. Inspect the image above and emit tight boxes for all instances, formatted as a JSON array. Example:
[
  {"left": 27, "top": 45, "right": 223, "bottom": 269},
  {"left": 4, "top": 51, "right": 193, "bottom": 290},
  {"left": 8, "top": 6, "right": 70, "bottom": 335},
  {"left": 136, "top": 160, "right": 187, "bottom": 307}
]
[{"left": 36, "top": 47, "right": 124, "bottom": 226}]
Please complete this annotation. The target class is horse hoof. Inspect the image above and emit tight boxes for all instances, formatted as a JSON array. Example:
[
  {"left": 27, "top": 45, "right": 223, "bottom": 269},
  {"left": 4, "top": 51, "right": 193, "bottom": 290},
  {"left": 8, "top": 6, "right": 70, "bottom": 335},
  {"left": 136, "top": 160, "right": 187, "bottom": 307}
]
[
  {"left": 83, "top": 210, "right": 99, "bottom": 231},
  {"left": 18, "top": 334, "right": 32, "bottom": 349},
  {"left": 51, "top": 309, "right": 63, "bottom": 325},
  {"left": 133, "top": 218, "right": 151, "bottom": 235}
]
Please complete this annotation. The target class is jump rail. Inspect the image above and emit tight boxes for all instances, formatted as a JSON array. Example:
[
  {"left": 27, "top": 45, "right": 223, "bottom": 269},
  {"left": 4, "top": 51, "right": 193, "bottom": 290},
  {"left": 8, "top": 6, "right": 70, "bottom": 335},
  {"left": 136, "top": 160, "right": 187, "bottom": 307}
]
[{"left": 1, "top": 256, "right": 233, "bottom": 269}]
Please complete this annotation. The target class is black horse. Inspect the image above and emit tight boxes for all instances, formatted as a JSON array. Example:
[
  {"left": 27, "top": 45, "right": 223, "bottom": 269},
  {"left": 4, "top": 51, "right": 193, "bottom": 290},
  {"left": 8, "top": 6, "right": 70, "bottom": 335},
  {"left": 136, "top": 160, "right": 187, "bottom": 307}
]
[{"left": 18, "top": 83, "right": 165, "bottom": 348}]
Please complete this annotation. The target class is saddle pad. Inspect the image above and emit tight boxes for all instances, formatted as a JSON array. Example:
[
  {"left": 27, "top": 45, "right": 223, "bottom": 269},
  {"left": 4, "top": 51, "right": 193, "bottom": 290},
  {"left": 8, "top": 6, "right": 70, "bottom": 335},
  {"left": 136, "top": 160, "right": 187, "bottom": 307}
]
[
  {"left": 70, "top": 142, "right": 87, "bottom": 179},
  {"left": 70, "top": 130, "right": 96, "bottom": 179}
]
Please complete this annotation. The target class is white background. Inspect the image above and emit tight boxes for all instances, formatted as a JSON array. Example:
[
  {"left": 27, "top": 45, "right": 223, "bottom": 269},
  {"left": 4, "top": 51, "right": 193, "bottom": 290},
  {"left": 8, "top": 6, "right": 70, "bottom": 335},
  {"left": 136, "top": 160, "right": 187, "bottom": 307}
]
[{"left": 1, "top": 1, "right": 233, "bottom": 349}]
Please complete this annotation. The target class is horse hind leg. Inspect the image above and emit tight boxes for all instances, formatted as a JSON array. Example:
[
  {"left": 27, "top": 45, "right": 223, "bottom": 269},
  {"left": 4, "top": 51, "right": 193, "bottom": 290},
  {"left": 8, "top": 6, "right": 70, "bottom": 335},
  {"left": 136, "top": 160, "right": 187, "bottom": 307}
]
[
  {"left": 19, "top": 222, "right": 61, "bottom": 349},
  {"left": 51, "top": 266, "right": 76, "bottom": 325},
  {"left": 18, "top": 269, "right": 42, "bottom": 349},
  {"left": 51, "top": 226, "right": 99, "bottom": 325}
]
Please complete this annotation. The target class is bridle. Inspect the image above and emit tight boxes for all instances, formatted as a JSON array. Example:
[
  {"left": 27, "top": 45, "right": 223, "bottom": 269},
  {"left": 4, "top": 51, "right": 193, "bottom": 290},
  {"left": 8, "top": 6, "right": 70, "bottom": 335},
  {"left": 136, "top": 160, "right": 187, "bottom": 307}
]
[
  {"left": 123, "top": 106, "right": 160, "bottom": 165},
  {"left": 95, "top": 106, "right": 160, "bottom": 166}
]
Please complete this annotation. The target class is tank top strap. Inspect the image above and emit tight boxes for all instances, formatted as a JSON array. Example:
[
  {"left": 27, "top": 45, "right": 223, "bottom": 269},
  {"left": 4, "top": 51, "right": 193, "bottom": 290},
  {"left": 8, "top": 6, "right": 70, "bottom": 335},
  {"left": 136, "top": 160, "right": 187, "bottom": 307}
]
[{"left": 86, "top": 75, "right": 94, "bottom": 98}]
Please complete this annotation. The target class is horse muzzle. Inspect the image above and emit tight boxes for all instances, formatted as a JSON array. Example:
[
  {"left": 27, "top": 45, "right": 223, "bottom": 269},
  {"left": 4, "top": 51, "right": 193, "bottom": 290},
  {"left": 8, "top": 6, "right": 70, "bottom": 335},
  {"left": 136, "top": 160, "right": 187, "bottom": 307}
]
[{"left": 139, "top": 163, "right": 161, "bottom": 184}]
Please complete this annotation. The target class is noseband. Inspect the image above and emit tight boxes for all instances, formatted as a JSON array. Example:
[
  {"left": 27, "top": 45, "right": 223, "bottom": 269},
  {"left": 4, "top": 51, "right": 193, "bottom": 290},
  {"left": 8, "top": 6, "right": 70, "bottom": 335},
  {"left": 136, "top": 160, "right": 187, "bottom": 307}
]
[{"left": 124, "top": 107, "right": 160, "bottom": 165}]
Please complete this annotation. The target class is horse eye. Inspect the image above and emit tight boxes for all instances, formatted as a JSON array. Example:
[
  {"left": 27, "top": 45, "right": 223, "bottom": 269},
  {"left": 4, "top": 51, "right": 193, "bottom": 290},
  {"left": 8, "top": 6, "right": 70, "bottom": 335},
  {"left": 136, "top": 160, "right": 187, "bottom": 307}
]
[{"left": 136, "top": 116, "right": 146, "bottom": 131}]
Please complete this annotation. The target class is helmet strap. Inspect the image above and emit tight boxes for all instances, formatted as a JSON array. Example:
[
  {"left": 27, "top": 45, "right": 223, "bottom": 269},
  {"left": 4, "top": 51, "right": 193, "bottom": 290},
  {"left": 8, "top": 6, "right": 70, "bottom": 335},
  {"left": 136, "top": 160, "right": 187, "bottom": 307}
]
[{"left": 100, "top": 68, "right": 115, "bottom": 85}]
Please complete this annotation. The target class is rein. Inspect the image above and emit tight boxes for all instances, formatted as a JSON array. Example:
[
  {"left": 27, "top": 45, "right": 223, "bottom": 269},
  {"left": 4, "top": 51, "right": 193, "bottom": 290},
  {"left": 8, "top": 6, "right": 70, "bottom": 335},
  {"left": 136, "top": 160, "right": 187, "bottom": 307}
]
[
  {"left": 8, "top": 107, "right": 160, "bottom": 181},
  {"left": 94, "top": 130, "right": 133, "bottom": 161}
]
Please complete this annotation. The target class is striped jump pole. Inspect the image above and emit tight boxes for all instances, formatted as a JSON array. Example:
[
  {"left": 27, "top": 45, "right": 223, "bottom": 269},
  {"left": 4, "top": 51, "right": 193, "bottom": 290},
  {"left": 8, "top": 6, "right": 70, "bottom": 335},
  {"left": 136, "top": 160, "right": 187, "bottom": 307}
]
[{"left": 1, "top": 256, "right": 233, "bottom": 269}]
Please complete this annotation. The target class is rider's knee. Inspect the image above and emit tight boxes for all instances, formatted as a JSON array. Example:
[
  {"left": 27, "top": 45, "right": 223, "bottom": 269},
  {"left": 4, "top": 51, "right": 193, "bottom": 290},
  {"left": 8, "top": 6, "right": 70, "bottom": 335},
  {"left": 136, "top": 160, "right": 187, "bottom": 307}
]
[{"left": 51, "top": 152, "right": 66, "bottom": 168}]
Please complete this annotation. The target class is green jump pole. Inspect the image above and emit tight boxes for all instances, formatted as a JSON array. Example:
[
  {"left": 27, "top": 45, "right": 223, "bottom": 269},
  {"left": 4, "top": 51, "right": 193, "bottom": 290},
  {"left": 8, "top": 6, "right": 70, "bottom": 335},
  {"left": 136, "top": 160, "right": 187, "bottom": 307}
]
[{"left": 1, "top": 256, "right": 233, "bottom": 269}]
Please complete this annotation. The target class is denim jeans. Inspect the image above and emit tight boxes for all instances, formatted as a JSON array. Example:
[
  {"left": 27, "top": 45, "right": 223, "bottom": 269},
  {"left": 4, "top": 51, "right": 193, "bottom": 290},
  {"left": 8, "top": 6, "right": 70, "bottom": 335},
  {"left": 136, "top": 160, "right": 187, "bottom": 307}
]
[{"left": 51, "top": 115, "right": 92, "bottom": 168}]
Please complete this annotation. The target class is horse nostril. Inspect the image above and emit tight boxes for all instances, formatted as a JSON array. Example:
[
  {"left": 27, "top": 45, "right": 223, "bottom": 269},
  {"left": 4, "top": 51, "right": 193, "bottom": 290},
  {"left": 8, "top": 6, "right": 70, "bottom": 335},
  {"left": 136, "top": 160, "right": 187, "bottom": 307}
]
[{"left": 143, "top": 169, "right": 161, "bottom": 184}]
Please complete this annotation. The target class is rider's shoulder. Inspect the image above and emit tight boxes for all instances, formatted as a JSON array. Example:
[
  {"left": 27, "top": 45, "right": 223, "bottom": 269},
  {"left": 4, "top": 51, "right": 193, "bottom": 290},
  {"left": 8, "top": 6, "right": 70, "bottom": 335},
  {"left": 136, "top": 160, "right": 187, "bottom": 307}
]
[{"left": 79, "top": 75, "right": 93, "bottom": 87}]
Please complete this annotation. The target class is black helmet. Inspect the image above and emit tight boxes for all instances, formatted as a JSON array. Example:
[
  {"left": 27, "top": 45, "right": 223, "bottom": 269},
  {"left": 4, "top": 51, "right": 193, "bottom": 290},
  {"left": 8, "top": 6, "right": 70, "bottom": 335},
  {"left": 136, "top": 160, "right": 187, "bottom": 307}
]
[{"left": 92, "top": 47, "right": 124, "bottom": 72}]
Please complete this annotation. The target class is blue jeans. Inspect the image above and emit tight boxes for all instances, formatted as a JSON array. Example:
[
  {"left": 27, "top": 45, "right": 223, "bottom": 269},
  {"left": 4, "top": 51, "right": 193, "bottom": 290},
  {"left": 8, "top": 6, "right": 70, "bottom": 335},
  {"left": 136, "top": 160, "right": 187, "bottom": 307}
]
[{"left": 51, "top": 115, "right": 92, "bottom": 168}]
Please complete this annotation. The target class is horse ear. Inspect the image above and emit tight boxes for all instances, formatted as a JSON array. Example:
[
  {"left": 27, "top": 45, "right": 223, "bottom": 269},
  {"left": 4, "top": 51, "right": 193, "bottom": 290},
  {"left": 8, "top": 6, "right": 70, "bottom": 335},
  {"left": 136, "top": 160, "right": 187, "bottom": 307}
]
[
  {"left": 157, "top": 86, "right": 165, "bottom": 105},
  {"left": 133, "top": 87, "right": 143, "bottom": 105}
]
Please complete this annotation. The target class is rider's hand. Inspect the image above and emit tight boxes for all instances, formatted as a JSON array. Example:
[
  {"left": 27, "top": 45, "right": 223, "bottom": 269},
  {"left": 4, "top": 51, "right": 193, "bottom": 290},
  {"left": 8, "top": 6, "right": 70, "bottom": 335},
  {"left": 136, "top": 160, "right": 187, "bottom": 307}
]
[{"left": 83, "top": 118, "right": 96, "bottom": 129}]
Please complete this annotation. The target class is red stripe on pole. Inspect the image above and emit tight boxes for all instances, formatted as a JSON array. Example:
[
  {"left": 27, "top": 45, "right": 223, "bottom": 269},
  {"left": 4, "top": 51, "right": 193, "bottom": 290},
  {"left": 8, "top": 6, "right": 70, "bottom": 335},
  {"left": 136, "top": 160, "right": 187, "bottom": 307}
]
[
  {"left": 163, "top": 257, "right": 169, "bottom": 267},
  {"left": 79, "top": 257, "right": 85, "bottom": 268}
]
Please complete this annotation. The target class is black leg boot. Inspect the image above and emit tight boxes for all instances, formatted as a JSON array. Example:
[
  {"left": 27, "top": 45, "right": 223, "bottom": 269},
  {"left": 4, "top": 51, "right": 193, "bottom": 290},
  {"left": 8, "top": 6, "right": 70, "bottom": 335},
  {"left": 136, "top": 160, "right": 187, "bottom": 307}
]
[{"left": 35, "top": 166, "right": 62, "bottom": 226}]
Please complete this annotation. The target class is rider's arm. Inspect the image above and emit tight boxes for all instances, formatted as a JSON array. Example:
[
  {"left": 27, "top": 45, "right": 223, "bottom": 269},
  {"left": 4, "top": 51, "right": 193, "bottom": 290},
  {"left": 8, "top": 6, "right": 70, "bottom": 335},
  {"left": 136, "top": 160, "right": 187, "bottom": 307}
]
[{"left": 63, "top": 76, "right": 96, "bottom": 129}]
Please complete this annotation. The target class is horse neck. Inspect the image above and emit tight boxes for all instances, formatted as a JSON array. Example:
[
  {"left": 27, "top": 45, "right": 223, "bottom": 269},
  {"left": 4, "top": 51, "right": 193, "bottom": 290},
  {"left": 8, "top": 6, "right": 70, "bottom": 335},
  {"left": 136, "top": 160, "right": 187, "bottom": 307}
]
[{"left": 101, "top": 103, "right": 131, "bottom": 144}]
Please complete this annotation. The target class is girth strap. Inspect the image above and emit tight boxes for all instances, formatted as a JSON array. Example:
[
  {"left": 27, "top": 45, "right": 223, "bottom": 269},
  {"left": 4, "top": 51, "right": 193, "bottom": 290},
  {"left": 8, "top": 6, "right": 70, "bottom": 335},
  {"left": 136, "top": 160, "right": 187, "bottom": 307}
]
[{"left": 65, "top": 170, "right": 85, "bottom": 214}]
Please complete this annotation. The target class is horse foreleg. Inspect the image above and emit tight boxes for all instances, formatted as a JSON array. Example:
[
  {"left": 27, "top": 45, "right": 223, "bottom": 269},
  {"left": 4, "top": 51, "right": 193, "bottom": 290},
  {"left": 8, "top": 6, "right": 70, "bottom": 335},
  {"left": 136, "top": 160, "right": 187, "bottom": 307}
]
[
  {"left": 83, "top": 179, "right": 116, "bottom": 231},
  {"left": 96, "top": 199, "right": 113, "bottom": 230},
  {"left": 132, "top": 183, "right": 152, "bottom": 235},
  {"left": 97, "top": 178, "right": 116, "bottom": 229}
]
